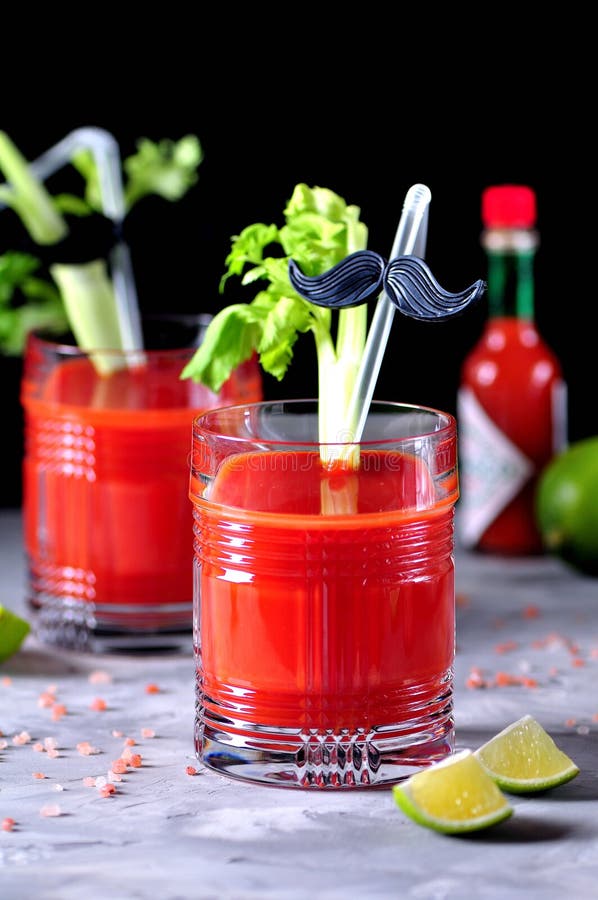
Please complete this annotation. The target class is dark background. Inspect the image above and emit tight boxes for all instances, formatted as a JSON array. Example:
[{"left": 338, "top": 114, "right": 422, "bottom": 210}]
[{"left": 1, "top": 70, "right": 592, "bottom": 508}]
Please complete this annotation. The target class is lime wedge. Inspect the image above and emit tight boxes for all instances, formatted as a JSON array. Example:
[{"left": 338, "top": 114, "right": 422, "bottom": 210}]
[
  {"left": 392, "top": 749, "right": 513, "bottom": 834},
  {"left": 0, "top": 604, "right": 30, "bottom": 663},
  {"left": 474, "top": 714, "right": 580, "bottom": 794}
]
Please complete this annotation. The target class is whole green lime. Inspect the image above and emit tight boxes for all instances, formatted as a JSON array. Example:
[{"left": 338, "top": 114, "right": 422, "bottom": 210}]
[{"left": 536, "top": 436, "right": 598, "bottom": 576}]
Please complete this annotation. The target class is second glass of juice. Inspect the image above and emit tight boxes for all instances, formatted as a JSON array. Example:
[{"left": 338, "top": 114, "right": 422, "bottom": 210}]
[
  {"left": 21, "top": 314, "right": 262, "bottom": 652},
  {"left": 190, "top": 399, "right": 458, "bottom": 788}
]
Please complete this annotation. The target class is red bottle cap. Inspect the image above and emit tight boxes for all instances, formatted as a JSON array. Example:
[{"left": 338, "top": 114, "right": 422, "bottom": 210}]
[{"left": 482, "top": 185, "right": 537, "bottom": 228}]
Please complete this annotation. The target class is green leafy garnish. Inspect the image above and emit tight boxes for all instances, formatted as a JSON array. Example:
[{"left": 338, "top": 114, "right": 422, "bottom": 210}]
[
  {"left": 0, "top": 251, "right": 68, "bottom": 355},
  {"left": 123, "top": 135, "right": 203, "bottom": 210},
  {"left": 181, "top": 184, "right": 369, "bottom": 453},
  {"left": 0, "top": 131, "right": 203, "bottom": 358}
]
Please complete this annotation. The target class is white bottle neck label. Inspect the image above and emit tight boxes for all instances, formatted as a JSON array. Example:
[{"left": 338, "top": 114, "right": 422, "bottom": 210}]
[{"left": 457, "top": 386, "right": 534, "bottom": 547}]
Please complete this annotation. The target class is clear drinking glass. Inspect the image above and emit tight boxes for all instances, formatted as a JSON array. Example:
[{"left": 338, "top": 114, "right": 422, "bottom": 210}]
[
  {"left": 21, "top": 314, "right": 262, "bottom": 652},
  {"left": 190, "top": 399, "right": 458, "bottom": 788}
]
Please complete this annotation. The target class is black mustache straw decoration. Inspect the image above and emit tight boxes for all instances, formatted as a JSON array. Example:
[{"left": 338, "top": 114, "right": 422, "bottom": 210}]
[{"left": 288, "top": 251, "right": 486, "bottom": 320}]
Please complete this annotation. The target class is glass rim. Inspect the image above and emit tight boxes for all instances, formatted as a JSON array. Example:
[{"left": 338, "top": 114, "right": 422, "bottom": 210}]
[
  {"left": 25, "top": 312, "right": 214, "bottom": 357},
  {"left": 192, "top": 398, "right": 456, "bottom": 448}
]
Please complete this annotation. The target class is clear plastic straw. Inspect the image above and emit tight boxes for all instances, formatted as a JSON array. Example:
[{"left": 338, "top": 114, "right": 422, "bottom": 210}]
[
  {"left": 2, "top": 127, "right": 143, "bottom": 354},
  {"left": 346, "top": 183, "right": 431, "bottom": 444}
]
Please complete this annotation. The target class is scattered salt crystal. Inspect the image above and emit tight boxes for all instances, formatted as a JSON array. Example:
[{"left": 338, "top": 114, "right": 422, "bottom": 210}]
[
  {"left": 576, "top": 725, "right": 590, "bottom": 735},
  {"left": 495, "top": 640, "right": 519, "bottom": 654},
  {"left": 76, "top": 741, "right": 99, "bottom": 756},
  {"left": 141, "top": 728, "right": 155, "bottom": 739},
  {"left": 111, "top": 758, "right": 128, "bottom": 774},
  {"left": 0, "top": 739, "right": 8, "bottom": 750},
  {"left": 33, "top": 742, "right": 45, "bottom": 752},
  {"left": 89, "top": 670, "right": 112, "bottom": 684},
  {"left": 40, "top": 804, "right": 61, "bottom": 817},
  {"left": 124, "top": 737, "right": 136, "bottom": 747},
  {"left": 44, "top": 737, "right": 58, "bottom": 751},
  {"left": 112, "top": 730, "right": 123, "bottom": 738},
  {"left": 38, "top": 691, "right": 56, "bottom": 708},
  {"left": 83, "top": 776, "right": 96, "bottom": 788},
  {"left": 186, "top": 766, "right": 198, "bottom": 776},
  {"left": 47, "top": 748, "right": 60, "bottom": 759},
  {"left": 145, "top": 683, "right": 160, "bottom": 694},
  {"left": 523, "top": 605, "right": 540, "bottom": 619},
  {"left": 95, "top": 775, "right": 107, "bottom": 789},
  {"left": 54, "top": 783, "right": 65, "bottom": 791},
  {"left": 12, "top": 731, "right": 31, "bottom": 746},
  {"left": 1, "top": 817, "right": 16, "bottom": 831},
  {"left": 127, "top": 753, "right": 142, "bottom": 768},
  {"left": 32, "top": 772, "right": 46, "bottom": 779},
  {"left": 108, "top": 770, "right": 123, "bottom": 783},
  {"left": 51, "top": 704, "right": 67, "bottom": 721},
  {"left": 99, "top": 784, "right": 116, "bottom": 797},
  {"left": 89, "top": 697, "right": 107, "bottom": 711}
]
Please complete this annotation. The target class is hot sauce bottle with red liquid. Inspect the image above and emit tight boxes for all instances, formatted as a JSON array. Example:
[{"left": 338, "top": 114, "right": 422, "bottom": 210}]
[{"left": 457, "top": 184, "right": 568, "bottom": 555}]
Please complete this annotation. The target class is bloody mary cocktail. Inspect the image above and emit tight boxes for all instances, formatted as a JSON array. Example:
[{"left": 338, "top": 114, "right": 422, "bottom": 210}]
[
  {"left": 190, "top": 400, "right": 458, "bottom": 788},
  {"left": 21, "top": 317, "right": 262, "bottom": 651}
]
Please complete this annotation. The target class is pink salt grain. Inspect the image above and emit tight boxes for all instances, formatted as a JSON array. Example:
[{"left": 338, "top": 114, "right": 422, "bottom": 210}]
[
  {"left": 89, "top": 697, "right": 107, "bottom": 711},
  {"left": 495, "top": 640, "right": 519, "bottom": 654},
  {"left": 88, "top": 670, "right": 112, "bottom": 684},
  {"left": 51, "top": 704, "right": 67, "bottom": 721},
  {"left": 186, "top": 766, "right": 198, "bottom": 776},
  {"left": 2, "top": 817, "right": 16, "bottom": 831},
  {"left": 145, "top": 683, "right": 160, "bottom": 694},
  {"left": 99, "top": 784, "right": 116, "bottom": 797},
  {"left": 83, "top": 776, "right": 96, "bottom": 788},
  {"left": 33, "top": 742, "right": 45, "bottom": 752},
  {"left": 32, "top": 772, "right": 46, "bottom": 779},
  {"left": 0, "top": 739, "right": 8, "bottom": 750},
  {"left": 12, "top": 731, "right": 31, "bottom": 745},
  {"left": 76, "top": 741, "right": 99, "bottom": 756},
  {"left": 111, "top": 758, "right": 128, "bottom": 774},
  {"left": 523, "top": 605, "right": 540, "bottom": 619},
  {"left": 141, "top": 728, "right": 156, "bottom": 739},
  {"left": 38, "top": 691, "right": 56, "bottom": 708},
  {"left": 40, "top": 804, "right": 61, "bottom": 817}
]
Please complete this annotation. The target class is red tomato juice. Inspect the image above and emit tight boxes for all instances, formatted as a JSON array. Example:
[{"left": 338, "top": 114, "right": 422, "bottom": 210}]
[
  {"left": 194, "top": 450, "right": 455, "bottom": 735},
  {"left": 22, "top": 352, "right": 262, "bottom": 626}
]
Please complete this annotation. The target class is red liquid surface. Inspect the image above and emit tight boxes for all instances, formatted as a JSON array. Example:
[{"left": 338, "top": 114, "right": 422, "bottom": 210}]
[
  {"left": 461, "top": 317, "right": 565, "bottom": 554},
  {"left": 194, "top": 450, "right": 455, "bottom": 733},
  {"left": 22, "top": 355, "right": 262, "bottom": 612}
]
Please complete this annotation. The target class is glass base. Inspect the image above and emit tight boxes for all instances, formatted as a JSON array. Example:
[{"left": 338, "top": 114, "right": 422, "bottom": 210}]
[
  {"left": 195, "top": 713, "right": 454, "bottom": 789},
  {"left": 27, "top": 589, "right": 192, "bottom": 654}
]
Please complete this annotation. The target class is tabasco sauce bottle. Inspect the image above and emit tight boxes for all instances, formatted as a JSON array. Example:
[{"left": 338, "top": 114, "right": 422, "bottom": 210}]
[{"left": 457, "top": 184, "right": 568, "bottom": 555}]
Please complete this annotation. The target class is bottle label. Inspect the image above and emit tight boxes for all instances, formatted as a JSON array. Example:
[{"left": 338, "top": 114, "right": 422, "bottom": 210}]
[{"left": 457, "top": 386, "right": 534, "bottom": 548}]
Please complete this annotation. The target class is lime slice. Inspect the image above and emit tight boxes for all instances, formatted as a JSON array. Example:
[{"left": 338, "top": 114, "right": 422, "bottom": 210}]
[
  {"left": 474, "top": 714, "right": 580, "bottom": 794},
  {"left": 0, "top": 604, "right": 30, "bottom": 663},
  {"left": 392, "top": 749, "right": 512, "bottom": 834}
]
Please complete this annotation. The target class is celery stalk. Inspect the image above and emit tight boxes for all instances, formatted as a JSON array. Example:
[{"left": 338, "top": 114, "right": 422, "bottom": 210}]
[
  {"left": 0, "top": 132, "right": 68, "bottom": 245},
  {"left": 50, "top": 261, "right": 126, "bottom": 375}
]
